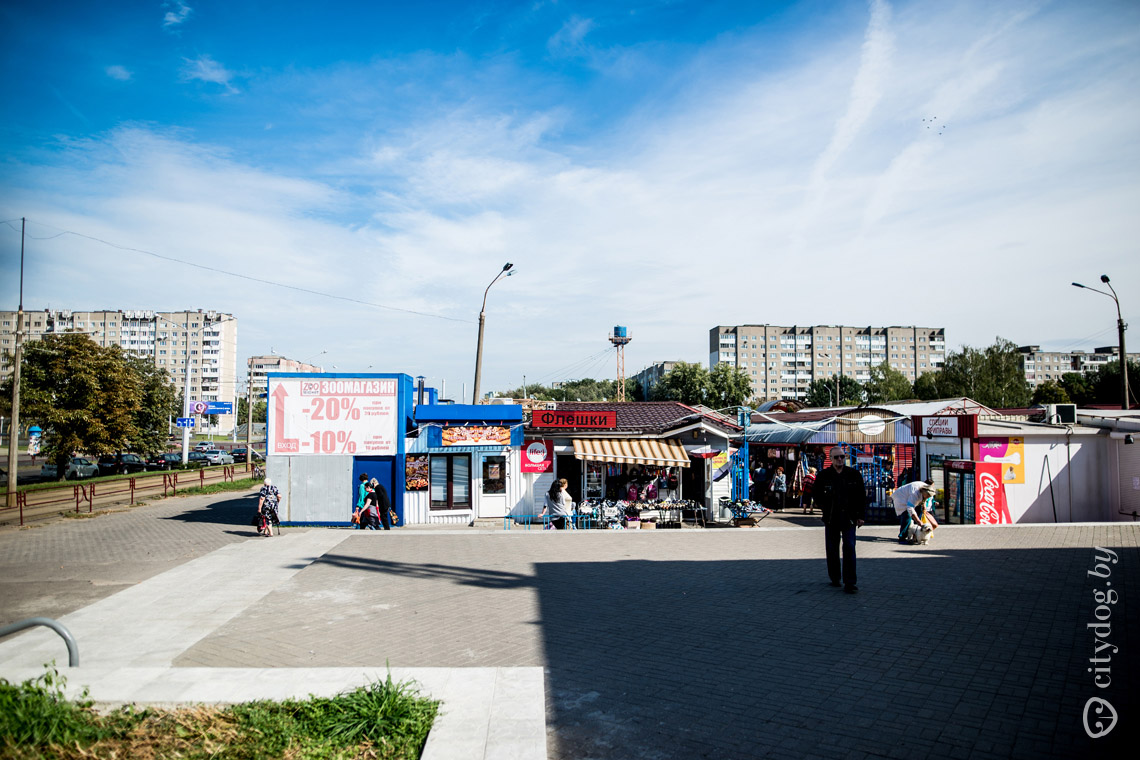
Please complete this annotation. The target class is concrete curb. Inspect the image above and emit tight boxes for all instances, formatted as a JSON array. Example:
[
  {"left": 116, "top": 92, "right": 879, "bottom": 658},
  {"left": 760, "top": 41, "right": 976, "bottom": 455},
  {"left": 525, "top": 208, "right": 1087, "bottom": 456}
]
[{"left": 0, "top": 665, "right": 546, "bottom": 760}]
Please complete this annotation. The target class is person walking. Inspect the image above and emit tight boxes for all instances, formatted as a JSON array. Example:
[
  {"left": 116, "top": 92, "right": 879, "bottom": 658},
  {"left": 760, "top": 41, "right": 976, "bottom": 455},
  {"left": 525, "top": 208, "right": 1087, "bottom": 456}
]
[
  {"left": 257, "top": 478, "right": 281, "bottom": 537},
  {"left": 801, "top": 466, "right": 817, "bottom": 514},
  {"left": 770, "top": 466, "right": 787, "bottom": 511},
  {"left": 354, "top": 472, "right": 371, "bottom": 528},
  {"left": 542, "top": 478, "right": 573, "bottom": 529},
  {"left": 893, "top": 479, "right": 936, "bottom": 543},
  {"left": 814, "top": 447, "right": 867, "bottom": 593},
  {"left": 363, "top": 477, "right": 393, "bottom": 530}
]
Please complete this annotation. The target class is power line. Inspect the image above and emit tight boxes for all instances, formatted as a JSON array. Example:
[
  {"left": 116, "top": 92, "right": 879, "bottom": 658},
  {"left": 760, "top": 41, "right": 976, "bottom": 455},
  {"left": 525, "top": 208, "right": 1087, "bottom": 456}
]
[{"left": 2, "top": 219, "right": 474, "bottom": 324}]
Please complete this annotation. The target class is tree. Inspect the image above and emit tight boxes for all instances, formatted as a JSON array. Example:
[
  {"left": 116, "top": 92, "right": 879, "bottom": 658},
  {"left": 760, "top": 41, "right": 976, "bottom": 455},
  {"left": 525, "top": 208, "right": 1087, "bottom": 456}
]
[
  {"left": 1031, "top": 380, "right": 1070, "bottom": 405},
  {"left": 939, "top": 337, "right": 1030, "bottom": 408},
  {"left": 236, "top": 397, "right": 269, "bottom": 424},
  {"left": 1087, "top": 359, "right": 1140, "bottom": 408},
  {"left": 804, "top": 375, "right": 866, "bottom": 407},
  {"left": 1059, "top": 372, "right": 1095, "bottom": 407},
  {"left": 126, "top": 355, "right": 180, "bottom": 454},
  {"left": 864, "top": 362, "right": 914, "bottom": 404},
  {"left": 707, "top": 363, "right": 752, "bottom": 409},
  {"left": 804, "top": 379, "right": 834, "bottom": 407},
  {"left": 913, "top": 371, "right": 944, "bottom": 400},
  {"left": 650, "top": 362, "right": 709, "bottom": 405},
  {"left": 2, "top": 334, "right": 142, "bottom": 478}
]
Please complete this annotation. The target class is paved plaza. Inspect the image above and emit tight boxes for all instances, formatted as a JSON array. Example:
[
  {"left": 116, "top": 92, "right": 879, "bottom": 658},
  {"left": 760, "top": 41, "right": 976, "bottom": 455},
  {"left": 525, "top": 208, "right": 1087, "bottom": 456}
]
[{"left": 0, "top": 491, "right": 1137, "bottom": 759}]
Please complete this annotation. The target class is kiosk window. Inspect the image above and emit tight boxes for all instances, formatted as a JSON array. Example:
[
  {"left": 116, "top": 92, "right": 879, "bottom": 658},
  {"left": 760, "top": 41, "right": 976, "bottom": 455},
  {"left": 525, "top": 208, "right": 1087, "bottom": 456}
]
[{"left": 430, "top": 454, "right": 471, "bottom": 510}]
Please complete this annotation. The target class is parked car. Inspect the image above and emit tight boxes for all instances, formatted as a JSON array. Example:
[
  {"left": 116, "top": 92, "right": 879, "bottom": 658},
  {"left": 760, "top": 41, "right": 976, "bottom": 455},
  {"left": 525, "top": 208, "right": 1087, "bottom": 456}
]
[
  {"left": 203, "top": 449, "right": 235, "bottom": 466},
  {"left": 194, "top": 441, "right": 213, "bottom": 452},
  {"left": 40, "top": 457, "right": 100, "bottom": 480},
  {"left": 97, "top": 453, "right": 147, "bottom": 476},
  {"left": 231, "top": 448, "right": 263, "bottom": 463},
  {"left": 146, "top": 452, "right": 183, "bottom": 471},
  {"left": 186, "top": 451, "right": 210, "bottom": 467}
]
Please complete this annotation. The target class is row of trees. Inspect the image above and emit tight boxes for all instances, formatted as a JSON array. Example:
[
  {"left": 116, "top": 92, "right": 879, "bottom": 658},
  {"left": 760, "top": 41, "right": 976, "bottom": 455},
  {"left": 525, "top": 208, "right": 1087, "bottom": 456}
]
[
  {"left": 0, "top": 334, "right": 181, "bottom": 477},
  {"left": 508, "top": 337, "right": 1135, "bottom": 413}
]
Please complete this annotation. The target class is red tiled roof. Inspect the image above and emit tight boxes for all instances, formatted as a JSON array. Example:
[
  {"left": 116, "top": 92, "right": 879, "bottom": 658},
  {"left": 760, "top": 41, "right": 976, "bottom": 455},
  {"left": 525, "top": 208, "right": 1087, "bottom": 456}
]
[{"left": 527, "top": 401, "right": 739, "bottom": 435}]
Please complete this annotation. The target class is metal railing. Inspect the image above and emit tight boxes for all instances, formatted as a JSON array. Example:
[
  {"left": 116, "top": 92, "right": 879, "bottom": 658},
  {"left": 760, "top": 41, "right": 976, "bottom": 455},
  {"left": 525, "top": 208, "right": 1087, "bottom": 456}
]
[
  {"left": 0, "top": 464, "right": 252, "bottom": 526},
  {"left": 0, "top": 617, "right": 79, "bottom": 667}
]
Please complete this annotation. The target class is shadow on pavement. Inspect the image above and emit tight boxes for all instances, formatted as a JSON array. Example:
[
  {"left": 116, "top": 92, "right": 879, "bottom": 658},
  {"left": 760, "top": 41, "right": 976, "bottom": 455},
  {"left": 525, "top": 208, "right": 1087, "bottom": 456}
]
[
  {"left": 160, "top": 494, "right": 259, "bottom": 526},
  {"left": 319, "top": 544, "right": 1138, "bottom": 760}
]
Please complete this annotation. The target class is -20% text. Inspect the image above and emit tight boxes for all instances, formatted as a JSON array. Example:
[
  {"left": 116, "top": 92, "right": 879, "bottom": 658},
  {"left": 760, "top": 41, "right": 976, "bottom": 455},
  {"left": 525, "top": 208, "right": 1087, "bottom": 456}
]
[{"left": 307, "top": 397, "right": 362, "bottom": 421}]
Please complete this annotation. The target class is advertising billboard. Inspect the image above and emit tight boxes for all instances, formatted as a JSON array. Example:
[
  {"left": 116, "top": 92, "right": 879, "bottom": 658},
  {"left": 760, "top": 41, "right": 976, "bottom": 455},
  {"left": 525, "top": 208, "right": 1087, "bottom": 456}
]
[{"left": 268, "top": 376, "right": 399, "bottom": 456}]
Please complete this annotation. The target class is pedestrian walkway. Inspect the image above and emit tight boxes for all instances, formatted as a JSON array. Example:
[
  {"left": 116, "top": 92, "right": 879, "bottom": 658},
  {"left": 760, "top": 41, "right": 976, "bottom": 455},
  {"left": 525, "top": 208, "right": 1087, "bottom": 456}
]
[{"left": 0, "top": 489, "right": 1137, "bottom": 759}]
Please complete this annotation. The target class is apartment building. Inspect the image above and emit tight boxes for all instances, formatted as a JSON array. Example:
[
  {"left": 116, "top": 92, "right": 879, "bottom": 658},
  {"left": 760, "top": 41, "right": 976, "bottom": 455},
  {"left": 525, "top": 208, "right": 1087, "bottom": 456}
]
[
  {"left": 1018, "top": 345, "right": 1139, "bottom": 387},
  {"left": 0, "top": 308, "right": 239, "bottom": 431},
  {"left": 709, "top": 324, "right": 947, "bottom": 401},
  {"left": 248, "top": 354, "right": 325, "bottom": 394},
  {"left": 631, "top": 361, "right": 680, "bottom": 399}
]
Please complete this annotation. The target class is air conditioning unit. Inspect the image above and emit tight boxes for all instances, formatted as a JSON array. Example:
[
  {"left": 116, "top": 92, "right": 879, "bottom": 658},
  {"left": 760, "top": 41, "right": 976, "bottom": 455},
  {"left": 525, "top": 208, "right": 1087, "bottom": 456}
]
[
  {"left": 544, "top": 403, "right": 557, "bottom": 410},
  {"left": 1045, "top": 404, "right": 1077, "bottom": 424}
]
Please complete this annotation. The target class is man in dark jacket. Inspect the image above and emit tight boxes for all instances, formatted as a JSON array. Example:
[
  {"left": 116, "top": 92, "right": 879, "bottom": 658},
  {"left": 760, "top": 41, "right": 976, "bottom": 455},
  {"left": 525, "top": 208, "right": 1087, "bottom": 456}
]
[{"left": 813, "top": 446, "right": 867, "bottom": 593}]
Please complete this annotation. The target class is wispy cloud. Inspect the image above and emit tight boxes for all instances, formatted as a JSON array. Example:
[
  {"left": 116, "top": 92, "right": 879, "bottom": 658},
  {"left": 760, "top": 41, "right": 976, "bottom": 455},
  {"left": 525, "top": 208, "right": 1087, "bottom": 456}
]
[
  {"left": 547, "top": 15, "right": 595, "bottom": 57},
  {"left": 181, "top": 54, "right": 239, "bottom": 93},
  {"left": 105, "top": 65, "right": 132, "bottom": 81},
  {"left": 163, "top": 1, "right": 192, "bottom": 29},
  {"left": 3, "top": 1, "right": 1138, "bottom": 392},
  {"left": 795, "top": 0, "right": 894, "bottom": 246}
]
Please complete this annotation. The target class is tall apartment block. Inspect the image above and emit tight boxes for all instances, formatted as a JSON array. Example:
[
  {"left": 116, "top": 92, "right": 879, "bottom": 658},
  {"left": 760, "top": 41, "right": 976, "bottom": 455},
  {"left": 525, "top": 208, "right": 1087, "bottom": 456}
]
[
  {"left": 1, "top": 308, "right": 239, "bottom": 432},
  {"left": 1018, "top": 345, "right": 1140, "bottom": 387},
  {"left": 710, "top": 324, "right": 947, "bottom": 401},
  {"left": 248, "top": 354, "right": 325, "bottom": 395},
  {"left": 631, "top": 361, "right": 680, "bottom": 399}
]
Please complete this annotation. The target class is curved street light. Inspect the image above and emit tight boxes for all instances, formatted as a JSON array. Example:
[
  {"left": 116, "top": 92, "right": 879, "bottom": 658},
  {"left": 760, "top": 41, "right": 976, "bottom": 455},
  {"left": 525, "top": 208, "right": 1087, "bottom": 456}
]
[
  {"left": 472, "top": 263, "right": 514, "bottom": 404},
  {"left": 1072, "top": 275, "right": 1129, "bottom": 410}
]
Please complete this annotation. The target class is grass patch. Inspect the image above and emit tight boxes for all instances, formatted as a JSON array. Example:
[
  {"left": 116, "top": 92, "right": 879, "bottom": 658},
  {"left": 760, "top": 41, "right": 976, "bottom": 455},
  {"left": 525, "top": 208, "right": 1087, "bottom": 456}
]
[
  {"left": 175, "top": 478, "right": 262, "bottom": 497},
  {"left": 0, "top": 666, "right": 438, "bottom": 760}
]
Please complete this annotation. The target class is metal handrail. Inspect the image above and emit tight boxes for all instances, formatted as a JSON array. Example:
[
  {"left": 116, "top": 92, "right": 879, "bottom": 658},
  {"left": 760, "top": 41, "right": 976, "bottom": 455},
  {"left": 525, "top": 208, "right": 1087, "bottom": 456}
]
[{"left": 0, "top": 617, "right": 79, "bottom": 666}]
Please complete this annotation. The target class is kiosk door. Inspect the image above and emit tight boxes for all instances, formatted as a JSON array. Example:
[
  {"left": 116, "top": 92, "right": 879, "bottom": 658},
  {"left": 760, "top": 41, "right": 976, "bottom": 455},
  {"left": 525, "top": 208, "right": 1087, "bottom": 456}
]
[{"left": 479, "top": 455, "right": 508, "bottom": 518}]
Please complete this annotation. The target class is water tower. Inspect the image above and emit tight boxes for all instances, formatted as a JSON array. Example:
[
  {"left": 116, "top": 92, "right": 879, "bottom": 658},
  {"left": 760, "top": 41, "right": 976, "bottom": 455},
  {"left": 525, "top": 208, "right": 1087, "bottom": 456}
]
[{"left": 609, "top": 326, "right": 632, "bottom": 401}]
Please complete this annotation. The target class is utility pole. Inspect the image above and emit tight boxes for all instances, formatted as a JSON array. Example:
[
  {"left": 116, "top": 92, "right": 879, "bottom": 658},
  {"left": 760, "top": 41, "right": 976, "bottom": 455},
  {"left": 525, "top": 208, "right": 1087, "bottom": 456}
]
[
  {"left": 245, "top": 376, "right": 253, "bottom": 473},
  {"left": 472, "top": 263, "right": 513, "bottom": 404},
  {"left": 5, "top": 219, "right": 25, "bottom": 510}
]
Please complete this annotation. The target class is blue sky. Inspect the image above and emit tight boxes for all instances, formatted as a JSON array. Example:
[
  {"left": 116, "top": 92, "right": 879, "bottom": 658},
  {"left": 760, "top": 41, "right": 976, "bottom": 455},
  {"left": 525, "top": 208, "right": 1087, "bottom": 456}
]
[{"left": 1, "top": 0, "right": 1138, "bottom": 399}]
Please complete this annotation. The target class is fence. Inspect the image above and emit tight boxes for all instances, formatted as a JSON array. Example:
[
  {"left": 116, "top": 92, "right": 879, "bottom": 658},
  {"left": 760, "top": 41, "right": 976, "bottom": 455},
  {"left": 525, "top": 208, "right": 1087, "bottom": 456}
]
[{"left": 0, "top": 465, "right": 255, "bottom": 527}]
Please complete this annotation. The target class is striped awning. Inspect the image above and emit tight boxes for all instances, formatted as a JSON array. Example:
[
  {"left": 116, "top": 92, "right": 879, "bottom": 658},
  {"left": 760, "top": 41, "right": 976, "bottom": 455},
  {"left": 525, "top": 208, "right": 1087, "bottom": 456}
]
[{"left": 572, "top": 438, "right": 690, "bottom": 467}]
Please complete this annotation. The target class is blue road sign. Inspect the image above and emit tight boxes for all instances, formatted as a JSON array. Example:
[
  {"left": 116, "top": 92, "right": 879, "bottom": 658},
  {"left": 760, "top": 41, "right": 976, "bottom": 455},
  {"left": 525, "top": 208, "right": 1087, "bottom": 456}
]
[
  {"left": 205, "top": 401, "right": 234, "bottom": 415},
  {"left": 175, "top": 417, "right": 196, "bottom": 428}
]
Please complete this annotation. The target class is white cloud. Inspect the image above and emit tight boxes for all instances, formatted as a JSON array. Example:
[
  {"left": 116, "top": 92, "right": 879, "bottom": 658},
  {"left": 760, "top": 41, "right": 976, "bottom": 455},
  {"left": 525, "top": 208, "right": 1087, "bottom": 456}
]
[
  {"left": 548, "top": 15, "right": 595, "bottom": 57},
  {"left": 163, "top": 1, "right": 192, "bottom": 29},
  {"left": 106, "top": 65, "right": 132, "bottom": 81},
  {"left": 181, "top": 55, "right": 238, "bottom": 93},
  {"left": 3, "top": 0, "right": 1138, "bottom": 395}
]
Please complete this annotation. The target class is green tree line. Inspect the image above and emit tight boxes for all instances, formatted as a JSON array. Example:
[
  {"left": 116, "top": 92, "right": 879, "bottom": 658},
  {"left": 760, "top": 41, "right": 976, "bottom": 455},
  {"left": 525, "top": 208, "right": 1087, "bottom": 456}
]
[
  {"left": 1, "top": 334, "right": 181, "bottom": 478},
  {"left": 497, "top": 337, "right": 1135, "bottom": 412}
]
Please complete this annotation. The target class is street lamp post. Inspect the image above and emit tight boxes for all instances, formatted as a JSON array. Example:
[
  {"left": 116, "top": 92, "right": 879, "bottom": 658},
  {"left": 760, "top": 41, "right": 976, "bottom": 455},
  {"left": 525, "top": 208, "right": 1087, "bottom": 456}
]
[
  {"left": 1073, "top": 276, "right": 1129, "bottom": 410},
  {"left": 820, "top": 353, "right": 840, "bottom": 406},
  {"left": 472, "top": 263, "right": 514, "bottom": 404},
  {"left": 154, "top": 314, "right": 235, "bottom": 463}
]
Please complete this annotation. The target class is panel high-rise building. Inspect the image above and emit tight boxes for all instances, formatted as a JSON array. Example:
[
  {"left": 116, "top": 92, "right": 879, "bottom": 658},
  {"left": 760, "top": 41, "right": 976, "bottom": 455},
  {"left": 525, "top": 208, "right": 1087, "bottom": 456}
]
[
  {"left": 710, "top": 324, "right": 947, "bottom": 401},
  {"left": 1, "top": 308, "right": 239, "bottom": 432}
]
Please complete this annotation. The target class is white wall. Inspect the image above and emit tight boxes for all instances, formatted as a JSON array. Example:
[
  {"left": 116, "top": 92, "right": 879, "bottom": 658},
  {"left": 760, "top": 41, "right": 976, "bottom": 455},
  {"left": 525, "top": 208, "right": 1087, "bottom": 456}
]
[
  {"left": 1006, "top": 434, "right": 1111, "bottom": 523},
  {"left": 400, "top": 448, "right": 524, "bottom": 525},
  {"left": 1110, "top": 438, "right": 1140, "bottom": 522}
]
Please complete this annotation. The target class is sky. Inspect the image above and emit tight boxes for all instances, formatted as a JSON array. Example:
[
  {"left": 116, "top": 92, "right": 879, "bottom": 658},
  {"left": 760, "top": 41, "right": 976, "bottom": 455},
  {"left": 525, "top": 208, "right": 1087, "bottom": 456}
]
[{"left": 1, "top": 0, "right": 1138, "bottom": 400}]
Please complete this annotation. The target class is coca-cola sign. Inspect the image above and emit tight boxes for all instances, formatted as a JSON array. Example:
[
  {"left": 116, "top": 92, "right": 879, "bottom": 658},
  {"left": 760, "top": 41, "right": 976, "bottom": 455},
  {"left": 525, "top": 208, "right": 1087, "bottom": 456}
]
[{"left": 975, "top": 462, "right": 1011, "bottom": 525}]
